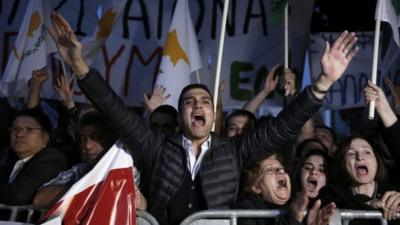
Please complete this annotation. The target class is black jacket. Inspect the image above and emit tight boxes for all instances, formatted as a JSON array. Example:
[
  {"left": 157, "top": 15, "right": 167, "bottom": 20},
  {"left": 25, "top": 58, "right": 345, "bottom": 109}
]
[
  {"left": 0, "top": 148, "right": 68, "bottom": 205},
  {"left": 380, "top": 120, "right": 400, "bottom": 168},
  {"left": 78, "top": 68, "right": 323, "bottom": 224}
]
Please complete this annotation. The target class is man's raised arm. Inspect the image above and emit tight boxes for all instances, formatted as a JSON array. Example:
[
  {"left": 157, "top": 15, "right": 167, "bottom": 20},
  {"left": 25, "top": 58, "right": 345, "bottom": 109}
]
[{"left": 241, "top": 31, "right": 359, "bottom": 167}]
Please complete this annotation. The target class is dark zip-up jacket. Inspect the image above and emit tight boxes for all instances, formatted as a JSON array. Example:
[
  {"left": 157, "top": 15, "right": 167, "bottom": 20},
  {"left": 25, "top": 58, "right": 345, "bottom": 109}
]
[{"left": 78, "top": 68, "right": 323, "bottom": 224}]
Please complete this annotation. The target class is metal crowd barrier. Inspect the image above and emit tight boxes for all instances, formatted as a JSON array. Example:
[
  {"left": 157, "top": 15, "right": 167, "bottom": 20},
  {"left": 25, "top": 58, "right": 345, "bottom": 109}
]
[
  {"left": 137, "top": 210, "right": 160, "bottom": 225},
  {"left": 339, "top": 210, "right": 392, "bottom": 225},
  {"left": 0, "top": 206, "right": 158, "bottom": 225},
  {"left": 1, "top": 206, "right": 398, "bottom": 225},
  {"left": 0, "top": 204, "right": 44, "bottom": 224},
  {"left": 179, "top": 209, "right": 400, "bottom": 225}
]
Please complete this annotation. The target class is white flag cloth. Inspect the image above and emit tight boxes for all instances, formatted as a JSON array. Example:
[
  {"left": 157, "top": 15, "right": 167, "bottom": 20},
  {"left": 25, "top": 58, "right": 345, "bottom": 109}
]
[
  {"left": 0, "top": 0, "right": 56, "bottom": 106},
  {"left": 41, "top": 142, "right": 136, "bottom": 225},
  {"left": 155, "top": 0, "right": 203, "bottom": 109},
  {"left": 376, "top": 0, "right": 400, "bottom": 46},
  {"left": 81, "top": 0, "right": 127, "bottom": 65}
]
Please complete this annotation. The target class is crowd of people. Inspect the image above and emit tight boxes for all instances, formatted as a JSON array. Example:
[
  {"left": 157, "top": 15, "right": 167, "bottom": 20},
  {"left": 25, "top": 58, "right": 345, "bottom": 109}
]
[{"left": 0, "top": 11, "right": 400, "bottom": 225}]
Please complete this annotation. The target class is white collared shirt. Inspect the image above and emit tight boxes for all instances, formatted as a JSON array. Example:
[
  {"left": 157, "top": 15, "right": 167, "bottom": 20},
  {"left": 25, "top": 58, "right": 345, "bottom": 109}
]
[
  {"left": 182, "top": 135, "right": 211, "bottom": 180},
  {"left": 9, "top": 155, "right": 33, "bottom": 183}
]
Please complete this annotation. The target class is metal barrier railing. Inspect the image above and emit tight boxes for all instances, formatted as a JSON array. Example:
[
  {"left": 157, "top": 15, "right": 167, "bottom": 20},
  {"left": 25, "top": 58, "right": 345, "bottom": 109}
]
[
  {"left": 0, "top": 207, "right": 159, "bottom": 225},
  {"left": 1, "top": 206, "right": 398, "bottom": 225},
  {"left": 339, "top": 210, "right": 391, "bottom": 225},
  {"left": 136, "top": 210, "right": 160, "bottom": 225},
  {"left": 0, "top": 204, "right": 45, "bottom": 224},
  {"left": 179, "top": 209, "right": 400, "bottom": 225}
]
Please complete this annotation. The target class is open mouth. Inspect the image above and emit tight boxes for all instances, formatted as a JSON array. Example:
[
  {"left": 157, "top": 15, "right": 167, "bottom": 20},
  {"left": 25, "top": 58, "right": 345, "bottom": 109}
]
[
  {"left": 306, "top": 177, "right": 318, "bottom": 190},
  {"left": 356, "top": 165, "right": 368, "bottom": 176},
  {"left": 277, "top": 178, "right": 288, "bottom": 189},
  {"left": 192, "top": 114, "right": 205, "bottom": 126}
]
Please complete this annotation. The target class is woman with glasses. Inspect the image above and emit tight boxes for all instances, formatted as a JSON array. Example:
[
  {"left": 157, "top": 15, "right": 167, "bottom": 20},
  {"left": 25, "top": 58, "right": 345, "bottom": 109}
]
[
  {"left": 233, "top": 154, "right": 336, "bottom": 225},
  {"left": 0, "top": 109, "right": 68, "bottom": 205}
]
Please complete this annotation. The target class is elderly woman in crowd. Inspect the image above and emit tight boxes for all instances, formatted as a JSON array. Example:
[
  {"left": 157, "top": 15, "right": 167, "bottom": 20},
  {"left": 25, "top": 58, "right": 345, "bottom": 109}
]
[
  {"left": 0, "top": 109, "right": 68, "bottom": 205},
  {"left": 234, "top": 154, "right": 336, "bottom": 225},
  {"left": 319, "top": 135, "right": 400, "bottom": 224}
]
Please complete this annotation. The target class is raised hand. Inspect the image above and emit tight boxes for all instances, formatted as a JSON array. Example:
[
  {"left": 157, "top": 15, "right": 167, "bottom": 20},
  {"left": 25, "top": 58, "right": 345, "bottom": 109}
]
[
  {"left": 143, "top": 85, "right": 171, "bottom": 113},
  {"left": 263, "top": 64, "right": 279, "bottom": 95},
  {"left": 384, "top": 77, "right": 400, "bottom": 107},
  {"left": 54, "top": 72, "right": 75, "bottom": 109},
  {"left": 283, "top": 68, "right": 296, "bottom": 97},
  {"left": 311, "top": 31, "right": 358, "bottom": 99},
  {"left": 306, "top": 200, "right": 336, "bottom": 225},
  {"left": 364, "top": 81, "right": 390, "bottom": 111},
  {"left": 27, "top": 68, "right": 49, "bottom": 108},
  {"left": 321, "top": 31, "right": 358, "bottom": 83},
  {"left": 364, "top": 81, "right": 397, "bottom": 127},
  {"left": 31, "top": 68, "right": 48, "bottom": 87},
  {"left": 218, "top": 80, "right": 227, "bottom": 96},
  {"left": 289, "top": 192, "right": 309, "bottom": 222},
  {"left": 48, "top": 11, "right": 89, "bottom": 77}
]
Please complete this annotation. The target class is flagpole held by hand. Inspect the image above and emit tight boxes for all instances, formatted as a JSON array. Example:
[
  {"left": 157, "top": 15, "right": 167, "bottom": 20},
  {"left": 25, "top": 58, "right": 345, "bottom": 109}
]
[{"left": 369, "top": 18, "right": 381, "bottom": 120}]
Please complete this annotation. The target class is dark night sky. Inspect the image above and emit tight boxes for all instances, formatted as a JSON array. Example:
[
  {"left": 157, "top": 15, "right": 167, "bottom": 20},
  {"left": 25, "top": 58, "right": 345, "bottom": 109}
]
[{"left": 311, "top": 0, "right": 376, "bottom": 32}]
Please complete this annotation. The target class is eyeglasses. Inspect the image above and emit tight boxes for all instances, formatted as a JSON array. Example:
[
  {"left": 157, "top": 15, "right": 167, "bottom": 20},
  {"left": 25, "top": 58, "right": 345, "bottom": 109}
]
[
  {"left": 259, "top": 166, "right": 286, "bottom": 176},
  {"left": 9, "top": 126, "right": 43, "bottom": 135}
]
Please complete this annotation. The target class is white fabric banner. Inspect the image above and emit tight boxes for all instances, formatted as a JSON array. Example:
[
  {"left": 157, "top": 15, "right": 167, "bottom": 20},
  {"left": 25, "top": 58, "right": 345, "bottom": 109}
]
[
  {"left": 0, "top": 0, "right": 57, "bottom": 106},
  {"left": 375, "top": 0, "right": 400, "bottom": 46},
  {"left": 0, "top": 0, "right": 314, "bottom": 109}
]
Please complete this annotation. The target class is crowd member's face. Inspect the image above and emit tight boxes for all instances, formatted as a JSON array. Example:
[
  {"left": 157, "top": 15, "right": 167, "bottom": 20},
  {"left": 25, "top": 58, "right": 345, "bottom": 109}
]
[
  {"left": 10, "top": 116, "right": 49, "bottom": 159},
  {"left": 150, "top": 112, "right": 177, "bottom": 134},
  {"left": 314, "top": 128, "right": 336, "bottom": 155},
  {"left": 180, "top": 88, "right": 214, "bottom": 141},
  {"left": 226, "top": 115, "right": 251, "bottom": 137},
  {"left": 345, "top": 138, "right": 377, "bottom": 185},
  {"left": 252, "top": 155, "right": 291, "bottom": 205},
  {"left": 300, "top": 155, "right": 327, "bottom": 198},
  {"left": 80, "top": 125, "right": 105, "bottom": 163}
]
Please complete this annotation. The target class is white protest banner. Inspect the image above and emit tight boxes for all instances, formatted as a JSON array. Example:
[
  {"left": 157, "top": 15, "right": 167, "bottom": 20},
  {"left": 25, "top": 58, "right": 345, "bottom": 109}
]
[{"left": 1, "top": 0, "right": 314, "bottom": 110}]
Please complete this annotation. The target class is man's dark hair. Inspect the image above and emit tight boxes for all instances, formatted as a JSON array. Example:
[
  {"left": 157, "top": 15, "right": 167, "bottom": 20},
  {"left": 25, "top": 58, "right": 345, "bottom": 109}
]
[
  {"left": 178, "top": 84, "right": 213, "bottom": 113},
  {"left": 315, "top": 125, "right": 338, "bottom": 143},
  {"left": 295, "top": 138, "right": 328, "bottom": 161},
  {"left": 13, "top": 109, "right": 52, "bottom": 134},
  {"left": 79, "top": 111, "right": 116, "bottom": 150},
  {"left": 224, "top": 109, "right": 257, "bottom": 131},
  {"left": 149, "top": 105, "right": 179, "bottom": 134},
  {"left": 150, "top": 105, "right": 178, "bottom": 122}
]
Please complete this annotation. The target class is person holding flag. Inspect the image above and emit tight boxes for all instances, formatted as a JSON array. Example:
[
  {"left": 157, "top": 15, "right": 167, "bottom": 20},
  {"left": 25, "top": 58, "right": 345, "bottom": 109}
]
[
  {"left": 39, "top": 112, "right": 143, "bottom": 225},
  {"left": 48, "top": 6, "right": 359, "bottom": 225}
]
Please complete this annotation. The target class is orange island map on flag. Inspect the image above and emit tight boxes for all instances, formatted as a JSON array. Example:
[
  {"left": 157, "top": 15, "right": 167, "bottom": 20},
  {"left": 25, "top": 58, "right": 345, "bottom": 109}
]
[{"left": 155, "top": 0, "right": 202, "bottom": 109}]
